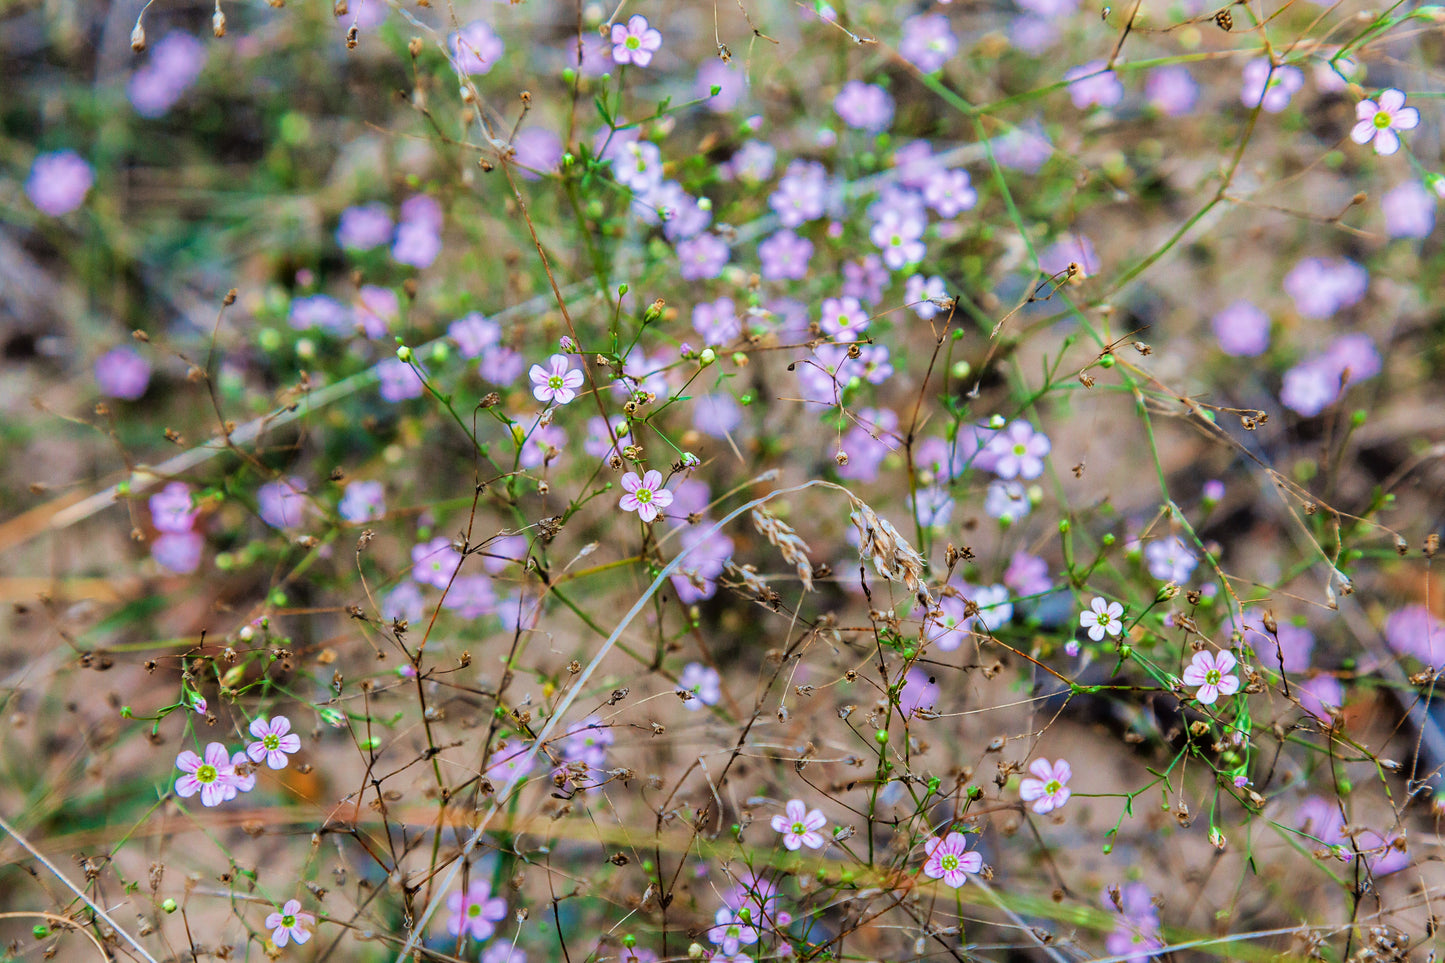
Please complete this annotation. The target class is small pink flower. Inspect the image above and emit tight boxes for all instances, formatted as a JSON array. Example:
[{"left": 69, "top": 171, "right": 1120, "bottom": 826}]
[
  {"left": 174, "top": 742, "right": 239, "bottom": 807},
  {"left": 1019, "top": 757, "right": 1072, "bottom": 814},
  {"left": 529, "top": 354, "right": 585, "bottom": 406},
  {"left": 447, "top": 881, "right": 507, "bottom": 941},
  {"left": 618, "top": 469, "right": 673, "bottom": 523},
  {"left": 922, "top": 831, "right": 982, "bottom": 888},
  {"left": 1079, "top": 596, "right": 1123, "bottom": 641},
  {"left": 1182, "top": 650, "right": 1240, "bottom": 705},
  {"left": 264, "top": 899, "right": 315, "bottom": 947},
  {"left": 1350, "top": 89, "right": 1419, "bottom": 156},
  {"left": 770, "top": 799, "right": 828, "bottom": 850},
  {"left": 707, "top": 907, "right": 759, "bottom": 956},
  {"left": 247, "top": 715, "right": 302, "bottom": 770},
  {"left": 610, "top": 15, "right": 662, "bottom": 67}
]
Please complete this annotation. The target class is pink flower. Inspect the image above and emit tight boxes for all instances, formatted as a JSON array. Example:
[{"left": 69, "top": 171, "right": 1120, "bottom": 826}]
[
  {"left": 265, "top": 899, "right": 315, "bottom": 947},
  {"left": 26, "top": 150, "right": 93, "bottom": 216},
  {"left": 174, "top": 742, "right": 239, "bottom": 807},
  {"left": 986, "top": 420, "right": 1051, "bottom": 480},
  {"left": 922, "top": 831, "right": 982, "bottom": 887},
  {"left": 447, "top": 880, "right": 508, "bottom": 941},
  {"left": 1351, "top": 89, "right": 1419, "bottom": 156},
  {"left": 247, "top": 715, "right": 302, "bottom": 770},
  {"left": 412, "top": 535, "right": 463, "bottom": 589},
  {"left": 618, "top": 469, "right": 673, "bottom": 523},
  {"left": 1019, "top": 757, "right": 1073, "bottom": 814},
  {"left": 770, "top": 799, "right": 828, "bottom": 850},
  {"left": 529, "top": 354, "right": 585, "bottom": 405},
  {"left": 1182, "top": 650, "right": 1240, "bottom": 705},
  {"left": 1079, "top": 596, "right": 1123, "bottom": 641},
  {"left": 708, "top": 908, "right": 759, "bottom": 956},
  {"left": 610, "top": 15, "right": 662, "bottom": 67},
  {"left": 449, "top": 21, "right": 504, "bottom": 75}
]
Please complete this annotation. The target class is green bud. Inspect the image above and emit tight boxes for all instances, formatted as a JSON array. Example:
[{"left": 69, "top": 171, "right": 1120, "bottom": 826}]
[
  {"left": 561, "top": 67, "right": 577, "bottom": 84},
  {"left": 623, "top": 935, "right": 637, "bottom": 949},
  {"left": 967, "top": 785, "right": 983, "bottom": 800},
  {"left": 396, "top": 345, "right": 413, "bottom": 363},
  {"left": 1351, "top": 409, "right": 1367, "bottom": 426},
  {"left": 1058, "top": 519, "right": 1071, "bottom": 534},
  {"left": 710, "top": 84, "right": 722, "bottom": 96},
  {"left": 33, "top": 925, "right": 49, "bottom": 939},
  {"left": 731, "top": 352, "right": 747, "bottom": 367},
  {"left": 618, "top": 283, "right": 629, "bottom": 296},
  {"left": 317, "top": 706, "right": 346, "bottom": 728},
  {"left": 162, "top": 898, "right": 178, "bottom": 914},
  {"left": 120, "top": 706, "right": 133, "bottom": 718},
  {"left": 874, "top": 729, "right": 889, "bottom": 744},
  {"left": 1099, "top": 353, "right": 1116, "bottom": 368},
  {"left": 699, "top": 348, "right": 716, "bottom": 366},
  {"left": 1102, "top": 533, "right": 1116, "bottom": 546}
]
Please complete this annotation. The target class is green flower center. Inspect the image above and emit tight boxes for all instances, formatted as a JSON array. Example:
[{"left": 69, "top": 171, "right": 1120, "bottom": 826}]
[
  {"left": 791, "top": 821, "right": 805, "bottom": 834},
  {"left": 1205, "top": 668, "right": 1221, "bottom": 684},
  {"left": 468, "top": 903, "right": 482, "bottom": 918},
  {"left": 1045, "top": 779, "right": 1061, "bottom": 794},
  {"left": 1374, "top": 112, "right": 1392, "bottom": 129},
  {"left": 1013, "top": 442, "right": 1027, "bottom": 456},
  {"left": 549, "top": 374, "right": 564, "bottom": 389},
  {"left": 940, "top": 853, "right": 959, "bottom": 871},
  {"left": 626, "top": 36, "right": 641, "bottom": 50},
  {"left": 281, "top": 914, "right": 296, "bottom": 928},
  {"left": 634, "top": 488, "right": 653, "bottom": 503},
  {"left": 196, "top": 764, "right": 217, "bottom": 784},
  {"left": 263, "top": 734, "right": 280, "bottom": 751}
]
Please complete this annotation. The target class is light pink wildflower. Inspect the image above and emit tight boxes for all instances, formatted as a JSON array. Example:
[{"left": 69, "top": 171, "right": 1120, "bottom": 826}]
[
  {"left": 529, "top": 354, "right": 585, "bottom": 406},
  {"left": 1019, "top": 757, "right": 1073, "bottom": 814},
  {"left": 1079, "top": 596, "right": 1123, "bottom": 641},
  {"left": 922, "top": 831, "right": 982, "bottom": 888},
  {"left": 1350, "top": 89, "right": 1419, "bottom": 156},
  {"left": 610, "top": 15, "right": 662, "bottom": 67},
  {"left": 265, "top": 899, "right": 315, "bottom": 947},
  {"left": 619, "top": 469, "right": 673, "bottom": 523},
  {"left": 1182, "top": 650, "right": 1240, "bottom": 705},
  {"left": 770, "top": 799, "right": 828, "bottom": 850},
  {"left": 247, "top": 715, "right": 302, "bottom": 770},
  {"left": 174, "top": 742, "right": 239, "bottom": 807}
]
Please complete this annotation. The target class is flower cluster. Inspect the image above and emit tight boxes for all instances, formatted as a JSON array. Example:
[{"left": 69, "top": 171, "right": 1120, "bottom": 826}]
[{"left": 173, "top": 716, "right": 300, "bottom": 807}]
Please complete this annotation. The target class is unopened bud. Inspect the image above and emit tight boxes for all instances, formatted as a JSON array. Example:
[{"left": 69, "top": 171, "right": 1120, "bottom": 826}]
[
  {"left": 130, "top": 21, "right": 147, "bottom": 51},
  {"left": 212, "top": 8, "right": 226, "bottom": 37}
]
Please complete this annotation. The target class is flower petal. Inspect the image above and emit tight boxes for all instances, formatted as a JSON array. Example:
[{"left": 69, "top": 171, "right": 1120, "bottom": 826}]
[
  {"left": 1374, "top": 128, "right": 1401, "bottom": 155},
  {"left": 1378, "top": 88, "right": 1405, "bottom": 113}
]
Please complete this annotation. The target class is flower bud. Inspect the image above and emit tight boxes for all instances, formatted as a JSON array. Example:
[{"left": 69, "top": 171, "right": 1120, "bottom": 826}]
[
  {"left": 130, "top": 21, "right": 147, "bottom": 51},
  {"left": 212, "top": 8, "right": 226, "bottom": 37}
]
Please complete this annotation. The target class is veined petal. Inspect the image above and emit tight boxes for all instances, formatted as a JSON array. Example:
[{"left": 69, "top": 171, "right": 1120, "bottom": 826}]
[{"left": 1377, "top": 88, "right": 1405, "bottom": 113}]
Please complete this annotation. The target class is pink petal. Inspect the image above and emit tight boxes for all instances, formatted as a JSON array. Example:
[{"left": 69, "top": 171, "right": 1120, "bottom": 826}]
[
  {"left": 1350, "top": 120, "right": 1376, "bottom": 144},
  {"left": 803, "top": 809, "right": 827, "bottom": 831},
  {"left": 1373, "top": 129, "right": 1401, "bottom": 155},
  {"left": 1028, "top": 758, "right": 1054, "bottom": 780},
  {"left": 1196, "top": 684, "right": 1218, "bottom": 705},
  {"left": 627, "top": 14, "right": 649, "bottom": 32},
  {"left": 770, "top": 815, "right": 789, "bottom": 833},
  {"left": 176, "top": 750, "right": 201, "bottom": 773},
  {"left": 1355, "top": 99, "right": 1378, "bottom": 120},
  {"left": 1395, "top": 107, "right": 1419, "bottom": 130},
  {"left": 278, "top": 733, "right": 301, "bottom": 753},
  {"left": 621, "top": 472, "right": 642, "bottom": 493},
  {"left": 1377, "top": 88, "right": 1405, "bottom": 113},
  {"left": 1019, "top": 778, "right": 1044, "bottom": 801},
  {"left": 1214, "top": 651, "right": 1237, "bottom": 674},
  {"left": 960, "top": 851, "right": 982, "bottom": 872},
  {"left": 529, "top": 364, "right": 548, "bottom": 385},
  {"left": 1215, "top": 674, "right": 1240, "bottom": 696},
  {"left": 642, "top": 469, "right": 663, "bottom": 490},
  {"left": 1182, "top": 664, "right": 1207, "bottom": 686}
]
